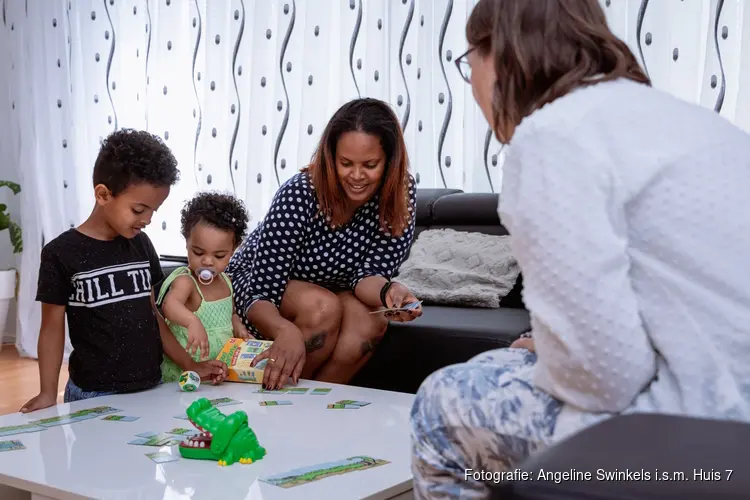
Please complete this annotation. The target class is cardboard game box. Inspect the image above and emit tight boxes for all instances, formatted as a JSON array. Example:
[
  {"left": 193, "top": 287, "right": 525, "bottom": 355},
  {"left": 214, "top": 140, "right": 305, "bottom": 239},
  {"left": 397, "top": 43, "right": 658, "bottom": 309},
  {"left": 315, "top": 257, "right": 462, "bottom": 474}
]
[{"left": 215, "top": 338, "right": 273, "bottom": 383}]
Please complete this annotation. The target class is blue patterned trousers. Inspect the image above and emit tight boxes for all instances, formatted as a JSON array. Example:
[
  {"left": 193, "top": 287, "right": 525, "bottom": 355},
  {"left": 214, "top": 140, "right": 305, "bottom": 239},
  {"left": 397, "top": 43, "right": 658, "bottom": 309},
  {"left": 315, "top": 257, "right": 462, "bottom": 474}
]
[{"left": 410, "top": 348, "right": 563, "bottom": 499}]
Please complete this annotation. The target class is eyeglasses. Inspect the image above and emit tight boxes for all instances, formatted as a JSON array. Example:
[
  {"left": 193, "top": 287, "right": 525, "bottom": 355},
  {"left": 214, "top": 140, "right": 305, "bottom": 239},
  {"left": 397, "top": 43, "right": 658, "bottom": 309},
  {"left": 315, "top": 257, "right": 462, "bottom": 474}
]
[{"left": 455, "top": 48, "right": 474, "bottom": 83}]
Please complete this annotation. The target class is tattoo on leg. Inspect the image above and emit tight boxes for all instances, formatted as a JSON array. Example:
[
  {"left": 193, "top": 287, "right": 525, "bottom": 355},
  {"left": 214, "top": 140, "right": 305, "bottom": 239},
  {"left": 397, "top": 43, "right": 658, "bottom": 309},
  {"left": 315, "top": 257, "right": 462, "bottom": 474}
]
[
  {"left": 305, "top": 333, "right": 327, "bottom": 353},
  {"left": 361, "top": 335, "right": 384, "bottom": 356},
  {"left": 361, "top": 340, "right": 374, "bottom": 356}
]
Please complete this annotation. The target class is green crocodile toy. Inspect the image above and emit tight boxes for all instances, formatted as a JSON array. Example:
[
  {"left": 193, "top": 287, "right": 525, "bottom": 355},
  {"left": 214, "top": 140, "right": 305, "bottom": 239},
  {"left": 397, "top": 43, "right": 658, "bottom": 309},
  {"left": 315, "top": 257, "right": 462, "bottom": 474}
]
[{"left": 177, "top": 398, "right": 266, "bottom": 466}]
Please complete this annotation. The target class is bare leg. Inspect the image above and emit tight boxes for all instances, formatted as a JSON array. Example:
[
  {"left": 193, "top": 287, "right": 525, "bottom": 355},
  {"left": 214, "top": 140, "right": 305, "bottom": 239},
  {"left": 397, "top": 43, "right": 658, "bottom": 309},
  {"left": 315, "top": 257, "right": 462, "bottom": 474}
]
[
  {"left": 279, "top": 280, "right": 343, "bottom": 379},
  {"left": 314, "top": 291, "right": 388, "bottom": 384}
]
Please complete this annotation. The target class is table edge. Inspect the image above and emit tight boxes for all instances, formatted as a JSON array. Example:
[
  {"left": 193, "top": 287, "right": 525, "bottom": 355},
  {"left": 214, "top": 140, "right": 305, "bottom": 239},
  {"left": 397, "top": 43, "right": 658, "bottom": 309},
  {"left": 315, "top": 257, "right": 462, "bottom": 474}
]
[
  {"left": 0, "top": 473, "right": 91, "bottom": 500},
  {"left": 362, "top": 479, "right": 413, "bottom": 500}
]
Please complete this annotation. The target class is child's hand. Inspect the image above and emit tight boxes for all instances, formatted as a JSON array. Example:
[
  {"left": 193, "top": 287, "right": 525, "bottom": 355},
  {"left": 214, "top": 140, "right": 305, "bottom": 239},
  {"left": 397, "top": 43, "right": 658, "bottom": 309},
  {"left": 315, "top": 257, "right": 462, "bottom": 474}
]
[
  {"left": 232, "top": 313, "right": 251, "bottom": 339},
  {"left": 20, "top": 391, "right": 57, "bottom": 413},
  {"left": 186, "top": 320, "right": 210, "bottom": 360},
  {"left": 191, "top": 360, "right": 228, "bottom": 385},
  {"left": 233, "top": 325, "right": 250, "bottom": 339}
]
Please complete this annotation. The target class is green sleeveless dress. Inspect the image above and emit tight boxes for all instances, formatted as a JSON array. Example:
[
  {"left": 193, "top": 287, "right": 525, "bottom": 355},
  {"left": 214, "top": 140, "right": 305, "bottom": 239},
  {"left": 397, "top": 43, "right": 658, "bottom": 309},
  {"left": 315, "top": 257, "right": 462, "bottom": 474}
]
[{"left": 157, "top": 266, "right": 235, "bottom": 382}]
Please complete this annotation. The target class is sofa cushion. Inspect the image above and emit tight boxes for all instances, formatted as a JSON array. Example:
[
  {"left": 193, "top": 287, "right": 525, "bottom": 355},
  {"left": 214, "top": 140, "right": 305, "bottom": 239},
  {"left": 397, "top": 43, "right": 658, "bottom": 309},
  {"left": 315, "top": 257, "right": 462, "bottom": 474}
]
[
  {"left": 429, "top": 192, "right": 510, "bottom": 236},
  {"left": 350, "top": 305, "right": 530, "bottom": 393},
  {"left": 432, "top": 192, "right": 504, "bottom": 227},
  {"left": 394, "top": 305, "right": 530, "bottom": 341},
  {"left": 415, "top": 188, "right": 463, "bottom": 225},
  {"left": 412, "top": 188, "right": 464, "bottom": 240},
  {"left": 397, "top": 229, "right": 519, "bottom": 308}
]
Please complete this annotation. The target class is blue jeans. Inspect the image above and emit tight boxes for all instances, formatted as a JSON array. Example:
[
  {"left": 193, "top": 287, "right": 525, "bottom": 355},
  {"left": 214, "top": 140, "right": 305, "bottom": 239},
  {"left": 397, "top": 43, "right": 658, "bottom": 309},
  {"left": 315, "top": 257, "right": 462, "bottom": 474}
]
[{"left": 63, "top": 379, "right": 116, "bottom": 403}]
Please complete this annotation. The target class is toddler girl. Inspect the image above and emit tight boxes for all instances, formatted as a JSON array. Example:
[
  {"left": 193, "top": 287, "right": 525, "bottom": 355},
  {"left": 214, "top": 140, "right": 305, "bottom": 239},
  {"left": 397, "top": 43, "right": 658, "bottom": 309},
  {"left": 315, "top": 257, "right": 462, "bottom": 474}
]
[{"left": 157, "top": 192, "right": 250, "bottom": 382}]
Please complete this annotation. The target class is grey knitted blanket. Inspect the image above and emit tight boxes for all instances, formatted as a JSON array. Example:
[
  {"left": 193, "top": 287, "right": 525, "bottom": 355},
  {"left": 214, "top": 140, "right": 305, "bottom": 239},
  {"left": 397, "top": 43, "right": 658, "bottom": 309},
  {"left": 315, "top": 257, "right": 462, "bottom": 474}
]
[{"left": 396, "top": 228, "right": 519, "bottom": 308}]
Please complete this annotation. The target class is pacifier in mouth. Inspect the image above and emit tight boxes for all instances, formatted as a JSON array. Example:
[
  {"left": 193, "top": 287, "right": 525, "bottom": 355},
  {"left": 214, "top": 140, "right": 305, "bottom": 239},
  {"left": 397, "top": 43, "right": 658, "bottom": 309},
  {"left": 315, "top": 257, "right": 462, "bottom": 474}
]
[{"left": 197, "top": 268, "right": 217, "bottom": 285}]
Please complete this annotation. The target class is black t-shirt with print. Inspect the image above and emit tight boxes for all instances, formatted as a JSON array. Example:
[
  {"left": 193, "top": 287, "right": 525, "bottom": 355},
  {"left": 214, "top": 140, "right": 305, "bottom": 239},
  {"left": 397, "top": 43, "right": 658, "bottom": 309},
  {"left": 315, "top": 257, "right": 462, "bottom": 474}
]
[{"left": 36, "top": 229, "right": 165, "bottom": 393}]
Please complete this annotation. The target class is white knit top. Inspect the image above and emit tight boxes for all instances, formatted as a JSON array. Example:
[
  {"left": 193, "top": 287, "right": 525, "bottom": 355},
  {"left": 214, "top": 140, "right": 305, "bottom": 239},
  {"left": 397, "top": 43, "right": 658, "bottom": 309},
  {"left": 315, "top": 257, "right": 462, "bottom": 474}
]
[{"left": 499, "top": 78, "right": 750, "bottom": 441}]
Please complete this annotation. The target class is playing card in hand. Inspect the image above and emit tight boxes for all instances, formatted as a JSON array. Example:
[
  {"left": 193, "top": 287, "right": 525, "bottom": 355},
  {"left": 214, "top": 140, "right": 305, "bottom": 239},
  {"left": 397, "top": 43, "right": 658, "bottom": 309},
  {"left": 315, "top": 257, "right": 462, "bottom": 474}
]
[{"left": 370, "top": 300, "right": 423, "bottom": 315}]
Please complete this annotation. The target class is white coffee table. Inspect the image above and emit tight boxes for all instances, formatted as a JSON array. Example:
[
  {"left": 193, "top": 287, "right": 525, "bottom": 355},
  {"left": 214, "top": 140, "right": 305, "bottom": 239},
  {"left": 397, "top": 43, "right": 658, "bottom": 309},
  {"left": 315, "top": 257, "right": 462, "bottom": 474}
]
[{"left": 0, "top": 380, "right": 415, "bottom": 500}]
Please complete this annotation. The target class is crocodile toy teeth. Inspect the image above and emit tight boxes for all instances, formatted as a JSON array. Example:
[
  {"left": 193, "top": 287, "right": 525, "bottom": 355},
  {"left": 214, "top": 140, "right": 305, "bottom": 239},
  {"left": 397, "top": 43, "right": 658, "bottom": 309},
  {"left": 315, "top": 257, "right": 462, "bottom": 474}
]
[{"left": 178, "top": 398, "right": 266, "bottom": 466}]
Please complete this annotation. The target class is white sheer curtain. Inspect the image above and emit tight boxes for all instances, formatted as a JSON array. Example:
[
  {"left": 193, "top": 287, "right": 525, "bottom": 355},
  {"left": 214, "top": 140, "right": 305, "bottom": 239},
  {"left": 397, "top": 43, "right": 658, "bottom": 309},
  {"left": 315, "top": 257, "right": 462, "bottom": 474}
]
[
  {"left": 4, "top": 0, "right": 498, "bottom": 358},
  {"left": 2, "top": 0, "right": 750, "bottom": 357}
]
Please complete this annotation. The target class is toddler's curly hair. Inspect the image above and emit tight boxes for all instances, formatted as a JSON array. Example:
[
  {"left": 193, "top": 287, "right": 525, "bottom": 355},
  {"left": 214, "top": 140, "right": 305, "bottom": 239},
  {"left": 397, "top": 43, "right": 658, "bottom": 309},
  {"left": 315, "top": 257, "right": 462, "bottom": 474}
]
[{"left": 180, "top": 192, "right": 249, "bottom": 245}]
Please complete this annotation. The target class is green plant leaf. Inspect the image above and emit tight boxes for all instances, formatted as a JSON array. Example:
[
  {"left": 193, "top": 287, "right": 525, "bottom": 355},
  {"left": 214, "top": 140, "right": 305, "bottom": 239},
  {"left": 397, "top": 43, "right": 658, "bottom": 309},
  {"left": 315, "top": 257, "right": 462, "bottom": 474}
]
[
  {"left": 0, "top": 182, "right": 21, "bottom": 251},
  {"left": 9, "top": 221, "right": 22, "bottom": 253},
  {"left": 0, "top": 181, "right": 21, "bottom": 195}
]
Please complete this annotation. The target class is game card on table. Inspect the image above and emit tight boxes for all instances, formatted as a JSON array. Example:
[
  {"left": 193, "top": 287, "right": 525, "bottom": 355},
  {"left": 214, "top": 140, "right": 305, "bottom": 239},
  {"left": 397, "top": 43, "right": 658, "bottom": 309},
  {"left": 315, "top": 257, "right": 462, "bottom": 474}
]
[
  {"left": 327, "top": 404, "right": 361, "bottom": 410},
  {"left": 167, "top": 428, "right": 198, "bottom": 436},
  {"left": 102, "top": 415, "right": 140, "bottom": 422},
  {"left": 336, "top": 400, "right": 371, "bottom": 407},
  {"left": 129, "top": 432, "right": 181, "bottom": 447},
  {"left": 207, "top": 397, "right": 242, "bottom": 408},
  {"left": 0, "top": 440, "right": 26, "bottom": 452},
  {"left": 0, "top": 423, "right": 46, "bottom": 438},
  {"left": 31, "top": 406, "right": 121, "bottom": 428},
  {"left": 286, "top": 388, "right": 310, "bottom": 395},
  {"left": 260, "top": 456, "right": 390, "bottom": 488}
]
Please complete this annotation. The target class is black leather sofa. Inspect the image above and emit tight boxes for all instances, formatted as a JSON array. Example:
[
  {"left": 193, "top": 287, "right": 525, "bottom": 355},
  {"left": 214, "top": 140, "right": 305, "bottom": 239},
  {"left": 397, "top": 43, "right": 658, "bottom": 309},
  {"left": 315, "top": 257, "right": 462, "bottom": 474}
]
[
  {"left": 160, "top": 188, "right": 528, "bottom": 395},
  {"left": 350, "top": 189, "right": 529, "bottom": 393}
]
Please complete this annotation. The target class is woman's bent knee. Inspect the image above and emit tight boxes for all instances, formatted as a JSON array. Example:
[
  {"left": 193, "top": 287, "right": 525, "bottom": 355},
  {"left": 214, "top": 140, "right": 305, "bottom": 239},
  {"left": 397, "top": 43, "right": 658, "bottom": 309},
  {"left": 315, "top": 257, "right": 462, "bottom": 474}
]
[
  {"left": 412, "top": 361, "right": 509, "bottom": 435},
  {"left": 296, "top": 291, "right": 343, "bottom": 331}
]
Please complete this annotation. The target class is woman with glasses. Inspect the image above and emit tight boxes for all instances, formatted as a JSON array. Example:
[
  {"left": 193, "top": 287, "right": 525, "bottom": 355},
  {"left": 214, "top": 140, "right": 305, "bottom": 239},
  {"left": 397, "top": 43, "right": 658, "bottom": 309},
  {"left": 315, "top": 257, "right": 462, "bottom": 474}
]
[{"left": 410, "top": 0, "right": 750, "bottom": 497}]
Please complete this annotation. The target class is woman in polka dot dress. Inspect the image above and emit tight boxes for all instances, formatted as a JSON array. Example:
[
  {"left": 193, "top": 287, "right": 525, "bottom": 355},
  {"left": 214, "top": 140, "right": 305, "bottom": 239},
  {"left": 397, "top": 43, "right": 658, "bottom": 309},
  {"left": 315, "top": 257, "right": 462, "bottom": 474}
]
[
  {"left": 227, "top": 98, "right": 422, "bottom": 390},
  {"left": 411, "top": 0, "right": 750, "bottom": 498}
]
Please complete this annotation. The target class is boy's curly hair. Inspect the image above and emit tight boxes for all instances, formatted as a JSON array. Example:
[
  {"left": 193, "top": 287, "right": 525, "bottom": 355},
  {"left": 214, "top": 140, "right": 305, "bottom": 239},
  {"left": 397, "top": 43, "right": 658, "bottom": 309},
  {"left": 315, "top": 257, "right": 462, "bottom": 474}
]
[
  {"left": 180, "top": 192, "right": 250, "bottom": 245},
  {"left": 93, "top": 129, "right": 180, "bottom": 195}
]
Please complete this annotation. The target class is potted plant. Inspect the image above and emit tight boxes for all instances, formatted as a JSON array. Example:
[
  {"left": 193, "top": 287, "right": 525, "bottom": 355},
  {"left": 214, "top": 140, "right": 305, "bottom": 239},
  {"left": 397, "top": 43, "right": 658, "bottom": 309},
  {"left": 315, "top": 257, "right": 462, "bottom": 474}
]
[{"left": 0, "top": 181, "right": 22, "bottom": 347}]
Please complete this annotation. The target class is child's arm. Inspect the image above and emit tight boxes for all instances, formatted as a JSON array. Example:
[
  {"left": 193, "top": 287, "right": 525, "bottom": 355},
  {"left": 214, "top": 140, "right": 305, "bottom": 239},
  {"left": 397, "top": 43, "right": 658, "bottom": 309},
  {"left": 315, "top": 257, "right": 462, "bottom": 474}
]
[
  {"left": 152, "top": 292, "right": 227, "bottom": 383},
  {"left": 161, "top": 275, "right": 210, "bottom": 360},
  {"left": 20, "top": 304, "right": 66, "bottom": 412},
  {"left": 232, "top": 313, "right": 250, "bottom": 339}
]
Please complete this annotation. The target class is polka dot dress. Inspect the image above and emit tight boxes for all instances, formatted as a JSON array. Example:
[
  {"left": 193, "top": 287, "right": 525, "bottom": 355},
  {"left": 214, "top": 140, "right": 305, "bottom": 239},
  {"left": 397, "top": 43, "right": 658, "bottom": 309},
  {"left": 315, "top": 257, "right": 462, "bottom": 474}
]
[{"left": 227, "top": 172, "right": 416, "bottom": 338}]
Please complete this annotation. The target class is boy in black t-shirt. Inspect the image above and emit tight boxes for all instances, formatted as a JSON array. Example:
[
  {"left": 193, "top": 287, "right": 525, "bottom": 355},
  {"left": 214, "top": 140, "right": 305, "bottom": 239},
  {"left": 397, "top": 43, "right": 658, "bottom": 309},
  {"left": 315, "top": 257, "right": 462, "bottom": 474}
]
[{"left": 21, "top": 129, "right": 227, "bottom": 413}]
